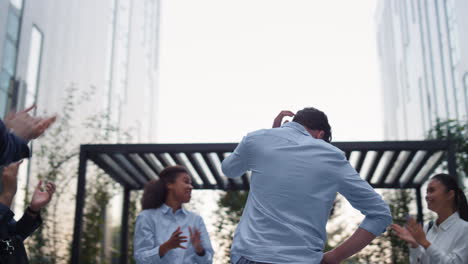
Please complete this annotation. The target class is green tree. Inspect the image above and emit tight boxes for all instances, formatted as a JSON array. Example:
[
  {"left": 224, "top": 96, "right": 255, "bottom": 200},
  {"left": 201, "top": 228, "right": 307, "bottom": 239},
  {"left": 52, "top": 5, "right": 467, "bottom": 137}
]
[
  {"left": 215, "top": 190, "right": 248, "bottom": 263},
  {"left": 26, "top": 86, "right": 131, "bottom": 263},
  {"left": 427, "top": 118, "right": 468, "bottom": 181}
]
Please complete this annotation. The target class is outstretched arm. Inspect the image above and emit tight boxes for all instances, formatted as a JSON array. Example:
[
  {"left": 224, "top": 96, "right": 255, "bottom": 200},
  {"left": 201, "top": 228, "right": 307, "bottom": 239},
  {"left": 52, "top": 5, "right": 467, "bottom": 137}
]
[{"left": 322, "top": 228, "right": 375, "bottom": 263}]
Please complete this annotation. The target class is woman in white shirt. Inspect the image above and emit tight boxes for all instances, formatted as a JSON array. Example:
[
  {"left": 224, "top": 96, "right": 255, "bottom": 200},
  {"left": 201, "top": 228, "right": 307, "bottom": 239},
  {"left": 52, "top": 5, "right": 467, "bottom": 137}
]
[
  {"left": 391, "top": 173, "right": 468, "bottom": 264},
  {"left": 133, "top": 165, "right": 214, "bottom": 264}
]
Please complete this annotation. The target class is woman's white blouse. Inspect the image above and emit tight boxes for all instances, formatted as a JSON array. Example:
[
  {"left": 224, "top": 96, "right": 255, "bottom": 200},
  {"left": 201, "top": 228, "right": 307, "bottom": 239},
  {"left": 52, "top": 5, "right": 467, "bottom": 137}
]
[
  {"left": 134, "top": 204, "right": 214, "bottom": 264},
  {"left": 409, "top": 212, "right": 468, "bottom": 264}
]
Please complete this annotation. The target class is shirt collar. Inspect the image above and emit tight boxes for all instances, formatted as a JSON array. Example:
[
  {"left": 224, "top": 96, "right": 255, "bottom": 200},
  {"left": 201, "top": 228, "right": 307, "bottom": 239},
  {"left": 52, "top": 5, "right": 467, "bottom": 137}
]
[
  {"left": 281, "top": 121, "right": 310, "bottom": 136},
  {"left": 437, "top": 211, "right": 459, "bottom": 231},
  {"left": 161, "top": 203, "right": 187, "bottom": 215}
]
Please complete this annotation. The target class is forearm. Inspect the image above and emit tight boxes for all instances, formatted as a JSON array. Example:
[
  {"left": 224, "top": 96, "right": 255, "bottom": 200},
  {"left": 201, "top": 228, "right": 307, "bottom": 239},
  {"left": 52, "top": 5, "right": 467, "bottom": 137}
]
[
  {"left": 330, "top": 228, "right": 376, "bottom": 261},
  {"left": 0, "top": 193, "right": 14, "bottom": 208},
  {"left": 158, "top": 242, "right": 170, "bottom": 257}
]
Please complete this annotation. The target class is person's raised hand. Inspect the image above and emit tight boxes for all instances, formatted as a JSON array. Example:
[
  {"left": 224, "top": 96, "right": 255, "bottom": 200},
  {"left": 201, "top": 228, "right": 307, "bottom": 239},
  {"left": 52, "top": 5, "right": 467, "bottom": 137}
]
[
  {"left": 29, "top": 180, "right": 56, "bottom": 212},
  {"left": 0, "top": 161, "right": 23, "bottom": 207},
  {"left": 189, "top": 226, "right": 205, "bottom": 255},
  {"left": 159, "top": 226, "right": 188, "bottom": 257},
  {"left": 391, "top": 223, "right": 418, "bottom": 248},
  {"left": 406, "top": 218, "right": 430, "bottom": 248},
  {"left": 272, "top": 110, "right": 295, "bottom": 128},
  {"left": 5, "top": 105, "right": 56, "bottom": 141}
]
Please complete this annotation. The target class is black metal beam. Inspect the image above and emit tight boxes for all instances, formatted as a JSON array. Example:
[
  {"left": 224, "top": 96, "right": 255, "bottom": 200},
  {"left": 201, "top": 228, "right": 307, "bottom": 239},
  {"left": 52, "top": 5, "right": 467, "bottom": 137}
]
[
  {"left": 416, "top": 152, "right": 445, "bottom": 186},
  {"left": 109, "top": 154, "right": 146, "bottom": 188},
  {"left": 71, "top": 147, "right": 88, "bottom": 264},
  {"left": 124, "top": 153, "right": 152, "bottom": 182},
  {"left": 345, "top": 151, "right": 351, "bottom": 160},
  {"left": 391, "top": 151, "right": 417, "bottom": 187},
  {"left": 365, "top": 151, "right": 384, "bottom": 183},
  {"left": 416, "top": 187, "right": 424, "bottom": 224},
  {"left": 217, "top": 152, "right": 237, "bottom": 190},
  {"left": 402, "top": 151, "right": 434, "bottom": 188},
  {"left": 185, "top": 153, "right": 215, "bottom": 189},
  {"left": 120, "top": 187, "right": 131, "bottom": 264},
  {"left": 377, "top": 151, "right": 401, "bottom": 186},
  {"left": 355, "top": 151, "right": 368, "bottom": 173},
  {"left": 90, "top": 154, "right": 139, "bottom": 189},
  {"left": 201, "top": 152, "right": 227, "bottom": 189},
  {"left": 140, "top": 153, "right": 163, "bottom": 174}
]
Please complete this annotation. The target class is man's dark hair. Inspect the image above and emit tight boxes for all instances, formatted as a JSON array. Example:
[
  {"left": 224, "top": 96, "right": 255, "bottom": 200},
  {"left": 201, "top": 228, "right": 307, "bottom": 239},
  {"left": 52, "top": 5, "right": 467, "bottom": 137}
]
[{"left": 292, "top": 107, "right": 332, "bottom": 143}]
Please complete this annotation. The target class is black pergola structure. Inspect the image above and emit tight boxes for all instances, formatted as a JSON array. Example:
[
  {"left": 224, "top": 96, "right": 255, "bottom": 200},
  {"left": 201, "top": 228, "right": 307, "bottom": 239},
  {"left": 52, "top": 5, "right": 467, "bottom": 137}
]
[{"left": 70, "top": 140, "right": 458, "bottom": 264}]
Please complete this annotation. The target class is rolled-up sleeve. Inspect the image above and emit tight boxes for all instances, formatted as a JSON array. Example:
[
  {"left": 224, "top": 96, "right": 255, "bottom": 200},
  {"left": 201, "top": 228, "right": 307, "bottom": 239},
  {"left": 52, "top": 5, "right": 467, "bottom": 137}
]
[
  {"left": 14, "top": 212, "right": 42, "bottom": 241},
  {"left": 338, "top": 162, "right": 392, "bottom": 236},
  {"left": 133, "top": 212, "right": 163, "bottom": 264},
  {"left": 222, "top": 136, "right": 250, "bottom": 178},
  {"left": 192, "top": 216, "right": 214, "bottom": 264},
  {"left": 0, "top": 119, "right": 30, "bottom": 166}
]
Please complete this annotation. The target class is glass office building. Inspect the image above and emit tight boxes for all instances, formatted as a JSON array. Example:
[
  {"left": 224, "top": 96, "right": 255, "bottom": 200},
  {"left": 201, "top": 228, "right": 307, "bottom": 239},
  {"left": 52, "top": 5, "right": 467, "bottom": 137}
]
[
  {"left": 376, "top": 0, "right": 468, "bottom": 140},
  {"left": 0, "top": 0, "right": 160, "bottom": 261}
]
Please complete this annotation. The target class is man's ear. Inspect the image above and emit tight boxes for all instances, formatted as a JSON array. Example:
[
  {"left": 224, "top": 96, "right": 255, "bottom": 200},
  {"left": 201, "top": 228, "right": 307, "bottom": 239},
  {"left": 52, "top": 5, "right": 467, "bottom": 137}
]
[{"left": 317, "top": 130, "right": 325, "bottom": 140}]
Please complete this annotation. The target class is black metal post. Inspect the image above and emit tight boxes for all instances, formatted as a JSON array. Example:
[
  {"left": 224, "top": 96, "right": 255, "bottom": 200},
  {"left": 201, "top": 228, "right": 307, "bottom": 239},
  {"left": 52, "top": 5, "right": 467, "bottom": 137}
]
[
  {"left": 120, "top": 187, "right": 131, "bottom": 264},
  {"left": 71, "top": 147, "right": 88, "bottom": 264},
  {"left": 416, "top": 187, "right": 424, "bottom": 224}
]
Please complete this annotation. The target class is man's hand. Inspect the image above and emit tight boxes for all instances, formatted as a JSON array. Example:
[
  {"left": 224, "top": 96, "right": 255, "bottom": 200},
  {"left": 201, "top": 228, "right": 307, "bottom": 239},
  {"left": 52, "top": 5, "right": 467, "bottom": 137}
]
[
  {"left": 189, "top": 226, "right": 205, "bottom": 255},
  {"left": 29, "top": 180, "right": 56, "bottom": 212},
  {"left": 159, "top": 227, "right": 188, "bottom": 257},
  {"left": 406, "top": 218, "right": 431, "bottom": 249},
  {"left": 321, "top": 250, "right": 341, "bottom": 264},
  {"left": 0, "top": 161, "right": 22, "bottom": 207},
  {"left": 272, "top": 110, "right": 295, "bottom": 128},
  {"left": 391, "top": 223, "right": 418, "bottom": 248},
  {"left": 5, "top": 105, "right": 56, "bottom": 141}
]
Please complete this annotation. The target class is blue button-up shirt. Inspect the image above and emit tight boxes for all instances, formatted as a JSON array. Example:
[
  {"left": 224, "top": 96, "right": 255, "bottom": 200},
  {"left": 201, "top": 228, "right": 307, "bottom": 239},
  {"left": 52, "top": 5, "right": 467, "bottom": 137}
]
[
  {"left": 222, "top": 121, "right": 392, "bottom": 264},
  {"left": 133, "top": 204, "right": 214, "bottom": 264}
]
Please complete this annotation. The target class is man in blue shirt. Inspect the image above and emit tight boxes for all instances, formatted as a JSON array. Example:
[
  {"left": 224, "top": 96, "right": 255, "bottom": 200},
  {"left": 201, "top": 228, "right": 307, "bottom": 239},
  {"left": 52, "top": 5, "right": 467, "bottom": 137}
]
[{"left": 222, "top": 107, "right": 392, "bottom": 264}]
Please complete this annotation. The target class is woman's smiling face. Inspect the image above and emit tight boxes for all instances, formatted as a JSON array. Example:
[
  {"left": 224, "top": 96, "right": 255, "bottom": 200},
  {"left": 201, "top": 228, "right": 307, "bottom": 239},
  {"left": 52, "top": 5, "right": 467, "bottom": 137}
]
[
  {"left": 168, "top": 172, "right": 193, "bottom": 204},
  {"left": 426, "top": 179, "right": 454, "bottom": 213}
]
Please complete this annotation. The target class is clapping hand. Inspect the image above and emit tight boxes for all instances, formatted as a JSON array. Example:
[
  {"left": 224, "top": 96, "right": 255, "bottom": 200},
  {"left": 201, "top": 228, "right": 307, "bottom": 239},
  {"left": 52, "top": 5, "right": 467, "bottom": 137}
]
[
  {"left": 5, "top": 105, "right": 56, "bottom": 141},
  {"left": 391, "top": 223, "right": 418, "bottom": 248},
  {"left": 29, "top": 180, "right": 56, "bottom": 212},
  {"left": 189, "top": 226, "right": 205, "bottom": 255},
  {"left": 406, "top": 218, "right": 431, "bottom": 249}
]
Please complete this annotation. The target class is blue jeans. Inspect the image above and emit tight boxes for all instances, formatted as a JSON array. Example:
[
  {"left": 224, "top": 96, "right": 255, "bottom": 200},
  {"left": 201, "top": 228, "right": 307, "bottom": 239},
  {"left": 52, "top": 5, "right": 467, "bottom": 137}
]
[{"left": 236, "top": 256, "right": 271, "bottom": 264}]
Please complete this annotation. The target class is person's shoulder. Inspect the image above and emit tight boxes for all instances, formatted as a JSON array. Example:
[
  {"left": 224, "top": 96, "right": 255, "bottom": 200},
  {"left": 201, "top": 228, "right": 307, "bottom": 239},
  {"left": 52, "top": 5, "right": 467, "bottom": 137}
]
[
  {"left": 245, "top": 128, "right": 270, "bottom": 138},
  {"left": 137, "top": 208, "right": 161, "bottom": 219},
  {"left": 184, "top": 209, "right": 205, "bottom": 223},
  {"left": 313, "top": 140, "right": 346, "bottom": 158},
  {"left": 457, "top": 217, "right": 468, "bottom": 230}
]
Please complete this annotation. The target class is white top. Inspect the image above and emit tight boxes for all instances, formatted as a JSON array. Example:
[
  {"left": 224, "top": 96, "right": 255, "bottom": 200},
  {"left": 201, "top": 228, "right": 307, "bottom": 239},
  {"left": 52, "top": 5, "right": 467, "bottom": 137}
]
[{"left": 409, "top": 212, "right": 468, "bottom": 264}]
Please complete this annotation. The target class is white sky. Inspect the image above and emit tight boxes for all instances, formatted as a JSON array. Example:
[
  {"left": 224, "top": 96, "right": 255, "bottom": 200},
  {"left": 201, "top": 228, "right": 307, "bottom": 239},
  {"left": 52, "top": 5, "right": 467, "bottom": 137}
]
[{"left": 156, "top": 0, "right": 384, "bottom": 143}]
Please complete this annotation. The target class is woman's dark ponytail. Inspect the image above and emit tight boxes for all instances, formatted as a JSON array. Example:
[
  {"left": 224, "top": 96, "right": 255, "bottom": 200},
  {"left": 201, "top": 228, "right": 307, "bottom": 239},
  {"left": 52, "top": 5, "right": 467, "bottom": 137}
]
[
  {"left": 455, "top": 187, "right": 468, "bottom": 221},
  {"left": 141, "top": 165, "right": 188, "bottom": 210},
  {"left": 431, "top": 173, "right": 468, "bottom": 221}
]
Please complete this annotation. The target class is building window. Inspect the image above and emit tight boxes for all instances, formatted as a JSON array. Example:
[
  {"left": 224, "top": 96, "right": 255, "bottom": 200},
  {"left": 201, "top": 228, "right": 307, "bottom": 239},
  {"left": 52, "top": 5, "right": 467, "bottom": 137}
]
[
  {"left": 2, "top": 40, "right": 18, "bottom": 76},
  {"left": 1, "top": 3, "right": 23, "bottom": 116},
  {"left": 25, "top": 26, "right": 44, "bottom": 107},
  {"left": 6, "top": 10, "right": 20, "bottom": 42},
  {"left": 9, "top": 0, "right": 23, "bottom": 10}
]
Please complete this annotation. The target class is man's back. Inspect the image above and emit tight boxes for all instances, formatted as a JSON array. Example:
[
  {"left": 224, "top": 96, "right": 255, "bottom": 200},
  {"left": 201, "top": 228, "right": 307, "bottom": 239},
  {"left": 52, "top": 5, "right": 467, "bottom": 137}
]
[{"left": 222, "top": 122, "right": 392, "bottom": 264}]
